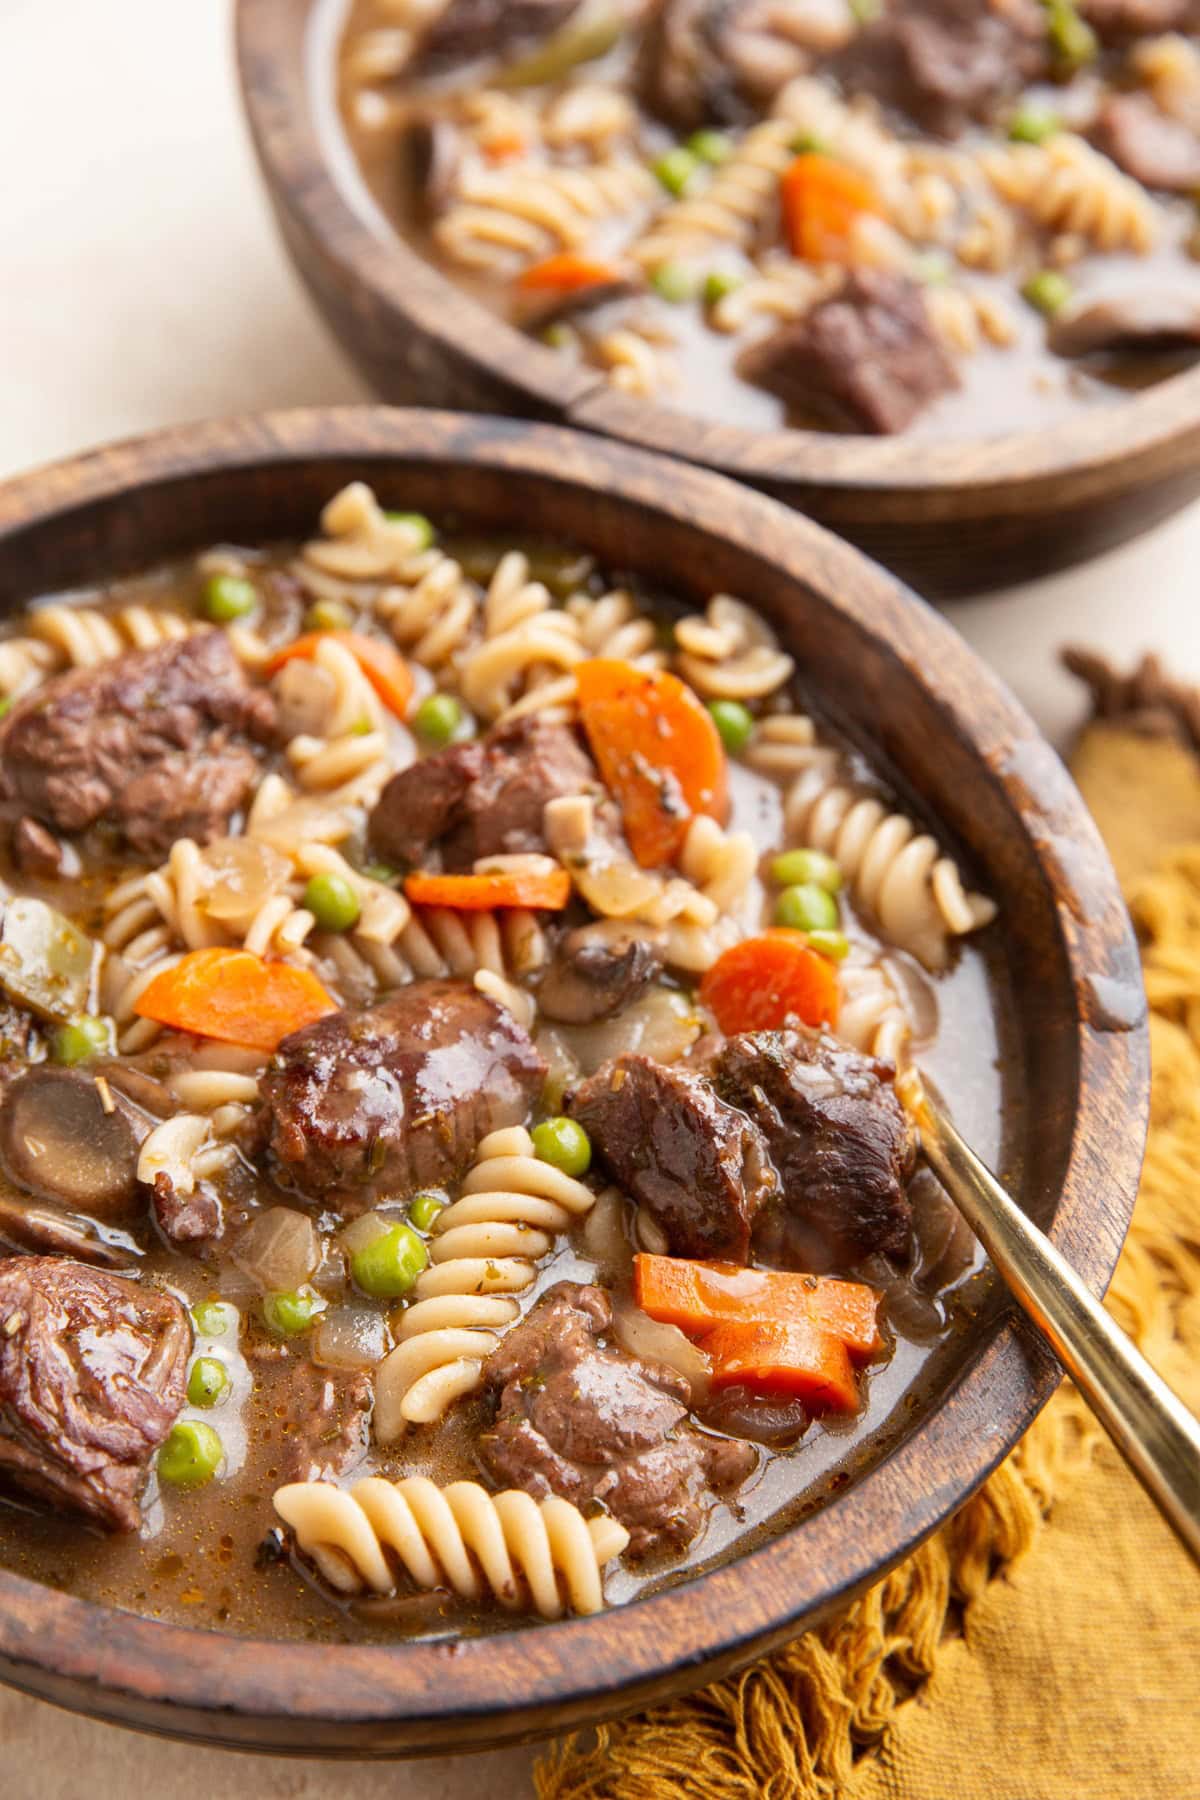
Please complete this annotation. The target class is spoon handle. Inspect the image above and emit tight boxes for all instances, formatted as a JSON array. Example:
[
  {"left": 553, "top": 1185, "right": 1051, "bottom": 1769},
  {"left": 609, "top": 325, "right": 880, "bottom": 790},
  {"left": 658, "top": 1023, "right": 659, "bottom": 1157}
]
[{"left": 917, "top": 1093, "right": 1200, "bottom": 1568}]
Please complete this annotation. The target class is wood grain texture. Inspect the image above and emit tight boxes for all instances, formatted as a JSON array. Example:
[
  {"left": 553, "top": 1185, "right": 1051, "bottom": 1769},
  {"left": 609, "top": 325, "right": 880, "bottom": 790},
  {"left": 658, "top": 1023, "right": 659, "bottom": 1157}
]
[
  {"left": 0, "top": 407, "right": 1149, "bottom": 1755},
  {"left": 234, "top": 0, "right": 1200, "bottom": 600}
]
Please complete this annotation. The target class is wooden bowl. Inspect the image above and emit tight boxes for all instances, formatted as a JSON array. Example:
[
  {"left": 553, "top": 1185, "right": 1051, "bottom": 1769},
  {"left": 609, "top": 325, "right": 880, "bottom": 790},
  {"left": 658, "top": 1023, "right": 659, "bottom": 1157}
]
[
  {"left": 0, "top": 408, "right": 1148, "bottom": 1755},
  {"left": 235, "top": 0, "right": 1200, "bottom": 600}
]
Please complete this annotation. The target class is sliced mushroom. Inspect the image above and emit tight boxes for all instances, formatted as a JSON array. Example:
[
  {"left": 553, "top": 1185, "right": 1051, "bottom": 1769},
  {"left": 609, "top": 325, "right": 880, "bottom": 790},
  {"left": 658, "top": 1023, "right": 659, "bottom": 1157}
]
[
  {"left": 0, "top": 1066, "right": 144, "bottom": 1220},
  {"left": 1049, "top": 291, "right": 1200, "bottom": 359},
  {"left": 0, "top": 1188, "right": 139, "bottom": 1267},
  {"left": 405, "top": 116, "right": 464, "bottom": 220},
  {"left": 537, "top": 925, "right": 661, "bottom": 1024}
]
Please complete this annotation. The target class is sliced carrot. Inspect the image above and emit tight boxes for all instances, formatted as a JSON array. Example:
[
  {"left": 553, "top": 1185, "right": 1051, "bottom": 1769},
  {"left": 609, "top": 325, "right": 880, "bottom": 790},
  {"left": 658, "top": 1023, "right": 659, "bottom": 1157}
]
[
  {"left": 134, "top": 948, "right": 337, "bottom": 1053},
  {"left": 484, "top": 131, "right": 529, "bottom": 163},
  {"left": 575, "top": 659, "right": 728, "bottom": 869},
  {"left": 698, "top": 931, "right": 839, "bottom": 1035},
  {"left": 404, "top": 869, "right": 572, "bottom": 912},
  {"left": 702, "top": 1318, "right": 860, "bottom": 1411},
  {"left": 781, "top": 153, "right": 884, "bottom": 265},
  {"left": 518, "top": 253, "right": 628, "bottom": 294},
  {"left": 264, "top": 632, "right": 414, "bottom": 719},
  {"left": 634, "top": 1256, "right": 881, "bottom": 1361}
]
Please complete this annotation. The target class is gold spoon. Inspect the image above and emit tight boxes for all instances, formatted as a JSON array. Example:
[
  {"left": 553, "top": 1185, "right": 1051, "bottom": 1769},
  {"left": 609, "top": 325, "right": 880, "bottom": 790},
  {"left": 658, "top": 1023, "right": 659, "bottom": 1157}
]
[{"left": 909, "top": 1079, "right": 1200, "bottom": 1568}]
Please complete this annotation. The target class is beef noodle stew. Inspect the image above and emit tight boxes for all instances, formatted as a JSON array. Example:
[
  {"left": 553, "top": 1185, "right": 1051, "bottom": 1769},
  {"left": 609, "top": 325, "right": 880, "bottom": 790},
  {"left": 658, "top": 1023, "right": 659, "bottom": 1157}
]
[
  {"left": 0, "top": 486, "right": 1014, "bottom": 1640},
  {"left": 336, "top": 0, "right": 1200, "bottom": 439}
]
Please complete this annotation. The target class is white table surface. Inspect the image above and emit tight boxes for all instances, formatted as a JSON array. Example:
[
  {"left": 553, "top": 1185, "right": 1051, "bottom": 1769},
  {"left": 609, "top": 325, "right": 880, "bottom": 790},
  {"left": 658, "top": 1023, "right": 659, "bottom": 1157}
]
[{"left": 1, "top": 2, "right": 1195, "bottom": 1794}]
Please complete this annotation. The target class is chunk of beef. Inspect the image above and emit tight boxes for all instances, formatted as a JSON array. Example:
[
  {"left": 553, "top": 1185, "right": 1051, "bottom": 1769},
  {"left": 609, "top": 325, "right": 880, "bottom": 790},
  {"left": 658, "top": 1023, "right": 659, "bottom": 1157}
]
[
  {"left": 0, "top": 632, "right": 277, "bottom": 857},
  {"left": 152, "top": 1172, "right": 222, "bottom": 1245},
  {"left": 537, "top": 925, "right": 661, "bottom": 1025},
  {"left": 831, "top": 0, "right": 1049, "bottom": 138},
  {"left": 711, "top": 1030, "right": 916, "bottom": 1271},
  {"left": 1081, "top": 0, "right": 1199, "bottom": 38},
  {"left": 412, "top": 0, "right": 584, "bottom": 71},
  {"left": 12, "top": 816, "right": 64, "bottom": 880},
  {"left": 568, "top": 1053, "right": 777, "bottom": 1260},
  {"left": 274, "top": 1361, "right": 372, "bottom": 1483},
  {"left": 480, "top": 1283, "right": 756, "bottom": 1556},
  {"left": 260, "top": 979, "right": 545, "bottom": 1207},
  {"left": 368, "top": 715, "right": 603, "bottom": 870},
  {"left": 740, "top": 272, "right": 958, "bottom": 434},
  {"left": 638, "top": 0, "right": 852, "bottom": 131},
  {"left": 0, "top": 1257, "right": 188, "bottom": 1530},
  {"left": 1094, "top": 94, "right": 1200, "bottom": 193},
  {"left": 1048, "top": 290, "right": 1200, "bottom": 357}
]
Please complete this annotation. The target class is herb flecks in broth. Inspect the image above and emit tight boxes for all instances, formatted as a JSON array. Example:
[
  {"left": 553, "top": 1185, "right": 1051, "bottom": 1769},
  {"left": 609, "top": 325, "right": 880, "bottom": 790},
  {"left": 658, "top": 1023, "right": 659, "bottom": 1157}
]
[
  {"left": 337, "top": 0, "right": 1200, "bottom": 439},
  {"left": 0, "top": 484, "right": 1008, "bottom": 1637}
]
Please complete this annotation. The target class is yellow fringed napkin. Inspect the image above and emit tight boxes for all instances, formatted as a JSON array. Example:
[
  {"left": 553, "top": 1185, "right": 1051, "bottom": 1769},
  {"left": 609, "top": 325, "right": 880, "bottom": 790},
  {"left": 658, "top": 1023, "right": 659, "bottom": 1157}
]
[{"left": 536, "top": 712, "right": 1200, "bottom": 1800}]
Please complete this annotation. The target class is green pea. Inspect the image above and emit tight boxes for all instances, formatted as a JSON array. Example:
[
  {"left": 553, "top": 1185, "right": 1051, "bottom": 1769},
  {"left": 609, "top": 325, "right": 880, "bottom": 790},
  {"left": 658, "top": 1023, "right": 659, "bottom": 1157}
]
[
  {"left": 303, "top": 872, "right": 361, "bottom": 934},
  {"left": 201, "top": 574, "right": 257, "bottom": 623},
  {"left": 262, "top": 1289, "right": 325, "bottom": 1337},
  {"left": 359, "top": 860, "right": 399, "bottom": 885},
  {"left": 848, "top": 0, "right": 880, "bottom": 19},
  {"left": 703, "top": 269, "right": 745, "bottom": 307},
  {"left": 687, "top": 128, "right": 731, "bottom": 166},
  {"left": 192, "top": 1300, "right": 238, "bottom": 1339},
  {"left": 651, "top": 262, "right": 700, "bottom": 303},
  {"left": 350, "top": 716, "right": 374, "bottom": 737},
  {"left": 541, "top": 322, "right": 574, "bottom": 350},
  {"left": 707, "top": 699, "right": 755, "bottom": 754},
  {"left": 187, "top": 1356, "right": 230, "bottom": 1409},
  {"left": 806, "top": 929, "right": 851, "bottom": 963},
  {"left": 384, "top": 511, "right": 436, "bottom": 551},
  {"left": 304, "top": 598, "right": 353, "bottom": 633},
  {"left": 0, "top": 698, "right": 13, "bottom": 722},
  {"left": 351, "top": 1223, "right": 428, "bottom": 1299},
  {"left": 51, "top": 1014, "right": 114, "bottom": 1066},
  {"left": 1022, "top": 269, "right": 1073, "bottom": 317},
  {"left": 1009, "top": 104, "right": 1061, "bottom": 146},
  {"left": 413, "top": 692, "right": 465, "bottom": 747},
  {"left": 775, "top": 882, "right": 840, "bottom": 934},
  {"left": 790, "top": 130, "right": 831, "bottom": 156},
  {"left": 1046, "top": 0, "right": 1097, "bottom": 67},
  {"left": 158, "top": 1420, "right": 224, "bottom": 1489},
  {"left": 653, "top": 147, "right": 699, "bottom": 197},
  {"left": 408, "top": 1191, "right": 445, "bottom": 1233},
  {"left": 770, "top": 848, "right": 843, "bottom": 893},
  {"left": 531, "top": 1116, "right": 591, "bottom": 1178}
]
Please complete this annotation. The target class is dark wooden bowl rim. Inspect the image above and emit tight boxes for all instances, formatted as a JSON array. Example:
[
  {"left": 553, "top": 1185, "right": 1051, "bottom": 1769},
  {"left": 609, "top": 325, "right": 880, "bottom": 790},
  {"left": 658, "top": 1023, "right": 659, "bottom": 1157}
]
[
  {"left": 0, "top": 408, "right": 1148, "bottom": 1755},
  {"left": 237, "top": 0, "right": 1200, "bottom": 501}
]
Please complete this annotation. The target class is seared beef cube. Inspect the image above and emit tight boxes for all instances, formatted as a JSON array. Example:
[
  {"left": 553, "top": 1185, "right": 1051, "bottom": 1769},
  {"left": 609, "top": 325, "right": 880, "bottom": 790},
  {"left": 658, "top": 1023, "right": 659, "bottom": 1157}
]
[
  {"left": 260, "top": 979, "right": 545, "bottom": 1207},
  {"left": 413, "top": 0, "right": 583, "bottom": 70},
  {"left": 831, "top": 0, "right": 1049, "bottom": 138},
  {"left": 1094, "top": 94, "right": 1200, "bottom": 194},
  {"left": 275, "top": 1362, "right": 372, "bottom": 1483},
  {"left": 369, "top": 715, "right": 602, "bottom": 871},
  {"left": 741, "top": 273, "right": 957, "bottom": 435},
  {"left": 0, "top": 1257, "right": 188, "bottom": 1530},
  {"left": 537, "top": 925, "right": 661, "bottom": 1025},
  {"left": 638, "top": 0, "right": 848, "bottom": 132},
  {"left": 0, "top": 632, "right": 276, "bottom": 857},
  {"left": 152, "top": 1172, "right": 222, "bottom": 1246},
  {"left": 368, "top": 740, "right": 485, "bottom": 868},
  {"left": 568, "top": 1053, "right": 777, "bottom": 1261},
  {"left": 712, "top": 1030, "right": 916, "bottom": 1271},
  {"left": 480, "top": 1283, "right": 756, "bottom": 1556},
  {"left": 1081, "top": 0, "right": 1199, "bottom": 38}
]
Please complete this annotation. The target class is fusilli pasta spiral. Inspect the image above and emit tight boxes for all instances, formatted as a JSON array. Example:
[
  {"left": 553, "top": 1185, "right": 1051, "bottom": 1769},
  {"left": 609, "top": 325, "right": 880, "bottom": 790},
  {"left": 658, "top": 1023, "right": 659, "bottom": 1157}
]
[
  {"left": 979, "top": 134, "right": 1159, "bottom": 254},
  {"left": 274, "top": 1475, "right": 628, "bottom": 1617}
]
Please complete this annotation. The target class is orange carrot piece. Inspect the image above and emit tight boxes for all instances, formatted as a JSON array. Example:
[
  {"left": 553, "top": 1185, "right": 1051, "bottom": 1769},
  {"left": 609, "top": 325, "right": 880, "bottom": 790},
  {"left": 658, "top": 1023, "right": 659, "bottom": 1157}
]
[
  {"left": 404, "top": 869, "right": 572, "bottom": 911},
  {"left": 575, "top": 659, "right": 728, "bottom": 868},
  {"left": 518, "top": 253, "right": 628, "bottom": 294},
  {"left": 264, "top": 632, "right": 414, "bottom": 718},
  {"left": 702, "top": 1318, "right": 860, "bottom": 1411},
  {"left": 698, "top": 931, "right": 839, "bottom": 1034},
  {"left": 134, "top": 948, "right": 337, "bottom": 1053},
  {"left": 781, "top": 153, "right": 884, "bottom": 265},
  {"left": 484, "top": 131, "right": 529, "bottom": 163},
  {"left": 633, "top": 1256, "right": 882, "bottom": 1361}
]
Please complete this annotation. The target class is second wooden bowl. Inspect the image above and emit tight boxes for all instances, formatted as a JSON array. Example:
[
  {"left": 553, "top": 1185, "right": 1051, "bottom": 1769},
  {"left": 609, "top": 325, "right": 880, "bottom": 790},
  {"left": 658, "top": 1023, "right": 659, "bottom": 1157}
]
[
  {"left": 0, "top": 406, "right": 1149, "bottom": 1754},
  {"left": 236, "top": 0, "right": 1200, "bottom": 600}
]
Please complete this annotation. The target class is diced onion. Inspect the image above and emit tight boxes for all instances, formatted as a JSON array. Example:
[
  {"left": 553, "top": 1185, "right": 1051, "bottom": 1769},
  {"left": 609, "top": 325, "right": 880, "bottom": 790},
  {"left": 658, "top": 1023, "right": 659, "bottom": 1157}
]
[
  {"left": 234, "top": 1205, "right": 320, "bottom": 1292},
  {"left": 312, "top": 1305, "right": 388, "bottom": 1371},
  {"left": 612, "top": 1298, "right": 711, "bottom": 1405}
]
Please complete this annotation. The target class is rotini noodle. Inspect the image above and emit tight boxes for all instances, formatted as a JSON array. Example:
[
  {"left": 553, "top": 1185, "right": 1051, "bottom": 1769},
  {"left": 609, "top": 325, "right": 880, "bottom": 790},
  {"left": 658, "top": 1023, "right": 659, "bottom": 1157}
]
[
  {"left": 979, "top": 134, "right": 1160, "bottom": 254},
  {"left": 674, "top": 595, "right": 795, "bottom": 701},
  {"left": 274, "top": 1475, "right": 628, "bottom": 1617},
  {"left": 373, "top": 1126, "right": 595, "bottom": 1437},
  {"left": 435, "top": 161, "right": 656, "bottom": 272}
]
